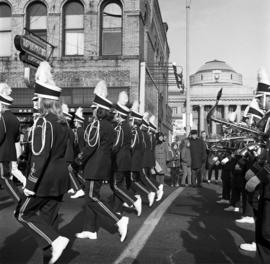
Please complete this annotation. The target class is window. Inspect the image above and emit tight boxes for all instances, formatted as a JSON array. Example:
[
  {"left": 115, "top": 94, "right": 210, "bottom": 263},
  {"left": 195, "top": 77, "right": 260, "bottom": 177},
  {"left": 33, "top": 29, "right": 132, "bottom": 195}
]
[
  {"left": 0, "top": 3, "right": 11, "bottom": 56},
  {"left": 172, "top": 107, "right": 178, "bottom": 115},
  {"left": 63, "top": 1, "right": 84, "bottom": 56},
  {"left": 101, "top": 1, "right": 122, "bottom": 56},
  {"left": 26, "top": 1, "right": 47, "bottom": 40}
]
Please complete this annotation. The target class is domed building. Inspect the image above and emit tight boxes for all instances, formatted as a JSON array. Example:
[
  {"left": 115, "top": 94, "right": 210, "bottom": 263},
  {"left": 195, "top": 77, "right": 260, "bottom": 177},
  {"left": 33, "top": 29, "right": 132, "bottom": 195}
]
[{"left": 169, "top": 60, "right": 255, "bottom": 136}]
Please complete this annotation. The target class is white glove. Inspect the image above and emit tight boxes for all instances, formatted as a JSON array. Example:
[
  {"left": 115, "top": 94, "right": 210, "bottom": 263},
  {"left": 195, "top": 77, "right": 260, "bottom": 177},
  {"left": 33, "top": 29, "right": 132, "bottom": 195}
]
[
  {"left": 245, "top": 169, "right": 255, "bottom": 181},
  {"left": 23, "top": 188, "right": 35, "bottom": 197},
  {"left": 245, "top": 176, "right": 261, "bottom": 192}
]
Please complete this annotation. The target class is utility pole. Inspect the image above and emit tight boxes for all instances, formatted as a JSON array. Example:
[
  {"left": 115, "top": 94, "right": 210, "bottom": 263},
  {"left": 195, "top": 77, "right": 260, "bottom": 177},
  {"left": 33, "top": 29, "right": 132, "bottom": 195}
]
[{"left": 185, "top": 0, "right": 191, "bottom": 135}]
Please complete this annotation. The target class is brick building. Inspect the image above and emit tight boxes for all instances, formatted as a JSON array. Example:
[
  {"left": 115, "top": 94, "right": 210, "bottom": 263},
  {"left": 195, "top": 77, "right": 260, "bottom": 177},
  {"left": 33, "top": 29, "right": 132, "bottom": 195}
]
[{"left": 0, "top": 0, "right": 172, "bottom": 134}]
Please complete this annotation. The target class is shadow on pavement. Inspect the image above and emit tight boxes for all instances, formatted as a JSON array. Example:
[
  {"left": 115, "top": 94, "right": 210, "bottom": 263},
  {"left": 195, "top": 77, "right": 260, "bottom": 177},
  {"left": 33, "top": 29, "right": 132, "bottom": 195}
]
[{"left": 176, "top": 185, "right": 255, "bottom": 264}]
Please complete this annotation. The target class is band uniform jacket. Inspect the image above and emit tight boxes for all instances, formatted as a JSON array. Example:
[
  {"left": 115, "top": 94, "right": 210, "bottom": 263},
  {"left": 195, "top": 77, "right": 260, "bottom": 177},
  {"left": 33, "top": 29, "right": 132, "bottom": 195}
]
[
  {"left": 149, "top": 132, "right": 156, "bottom": 168},
  {"left": 141, "top": 129, "right": 152, "bottom": 168},
  {"left": 114, "top": 120, "right": 132, "bottom": 172},
  {"left": 26, "top": 113, "right": 70, "bottom": 197},
  {"left": 0, "top": 110, "right": 20, "bottom": 162},
  {"left": 73, "top": 126, "right": 85, "bottom": 156},
  {"left": 65, "top": 126, "right": 75, "bottom": 164},
  {"left": 79, "top": 119, "right": 114, "bottom": 180},
  {"left": 131, "top": 126, "right": 144, "bottom": 172}
]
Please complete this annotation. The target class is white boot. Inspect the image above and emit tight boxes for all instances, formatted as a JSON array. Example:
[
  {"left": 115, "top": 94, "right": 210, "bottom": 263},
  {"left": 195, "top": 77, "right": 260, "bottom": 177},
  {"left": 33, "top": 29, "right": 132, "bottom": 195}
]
[
  {"left": 133, "top": 195, "right": 142, "bottom": 216},
  {"left": 156, "top": 184, "right": 164, "bottom": 201},
  {"left": 117, "top": 216, "right": 129, "bottom": 242},
  {"left": 68, "top": 188, "right": 75, "bottom": 194},
  {"left": 240, "top": 242, "right": 256, "bottom": 252},
  {"left": 70, "top": 189, "right": 85, "bottom": 199},
  {"left": 76, "top": 231, "right": 97, "bottom": 240},
  {"left": 49, "top": 236, "right": 69, "bottom": 264},
  {"left": 148, "top": 192, "right": 155, "bottom": 207}
]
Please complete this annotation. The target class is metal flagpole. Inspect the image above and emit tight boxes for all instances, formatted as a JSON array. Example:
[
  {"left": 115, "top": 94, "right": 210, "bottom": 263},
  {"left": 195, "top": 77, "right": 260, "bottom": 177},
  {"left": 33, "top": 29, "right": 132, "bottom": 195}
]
[{"left": 185, "top": 0, "right": 191, "bottom": 135}]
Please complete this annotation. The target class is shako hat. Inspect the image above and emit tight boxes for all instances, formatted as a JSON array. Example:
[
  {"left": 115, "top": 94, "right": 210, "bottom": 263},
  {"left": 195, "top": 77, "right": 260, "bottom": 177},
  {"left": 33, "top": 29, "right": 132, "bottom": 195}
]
[
  {"left": 115, "top": 91, "right": 130, "bottom": 116},
  {"left": 93, "top": 80, "right": 112, "bottom": 110},
  {"left": 35, "top": 61, "right": 61, "bottom": 100},
  {"left": 62, "top": 103, "right": 72, "bottom": 120},
  {"left": 130, "top": 100, "right": 143, "bottom": 120},
  {"left": 0, "top": 83, "right": 13, "bottom": 105},
  {"left": 74, "top": 107, "right": 84, "bottom": 123},
  {"left": 257, "top": 67, "right": 270, "bottom": 94},
  {"left": 149, "top": 115, "right": 157, "bottom": 131}
]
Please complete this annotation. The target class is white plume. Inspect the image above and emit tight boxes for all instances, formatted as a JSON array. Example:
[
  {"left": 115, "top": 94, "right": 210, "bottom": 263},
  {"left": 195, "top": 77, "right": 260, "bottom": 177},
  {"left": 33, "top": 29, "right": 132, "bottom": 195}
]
[
  {"left": 257, "top": 67, "right": 270, "bottom": 84},
  {"left": 75, "top": 107, "right": 84, "bottom": 119},
  {"left": 118, "top": 91, "right": 128, "bottom": 106},
  {"left": 143, "top": 112, "right": 149, "bottom": 121},
  {"left": 0, "top": 83, "right": 12, "bottom": 97},
  {"left": 35, "top": 61, "right": 56, "bottom": 86},
  {"left": 149, "top": 115, "right": 156, "bottom": 125},
  {"left": 94, "top": 80, "right": 108, "bottom": 98},
  {"left": 131, "top": 100, "right": 139, "bottom": 112},
  {"left": 62, "top": 103, "right": 69, "bottom": 114}
]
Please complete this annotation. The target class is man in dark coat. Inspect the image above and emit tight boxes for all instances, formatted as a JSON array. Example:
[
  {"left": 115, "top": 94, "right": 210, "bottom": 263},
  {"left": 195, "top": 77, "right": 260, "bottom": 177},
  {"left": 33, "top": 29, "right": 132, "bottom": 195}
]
[{"left": 189, "top": 129, "right": 206, "bottom": 187}]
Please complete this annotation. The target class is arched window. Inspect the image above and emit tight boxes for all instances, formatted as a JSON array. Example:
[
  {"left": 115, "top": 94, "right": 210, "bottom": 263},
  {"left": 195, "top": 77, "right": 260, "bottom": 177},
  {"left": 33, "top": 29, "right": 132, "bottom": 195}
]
[
  {"left": 63, "top": 1, "right": 84, "bottom": 56},
  {"left": 101, "top": 1, "right": 122, "bottom": 56},
  {"left": 26, "top": 1, "right": 47, "bottom": 40},
  {"left": 0, "top": 3, "right": 11, "bottom": 56}
]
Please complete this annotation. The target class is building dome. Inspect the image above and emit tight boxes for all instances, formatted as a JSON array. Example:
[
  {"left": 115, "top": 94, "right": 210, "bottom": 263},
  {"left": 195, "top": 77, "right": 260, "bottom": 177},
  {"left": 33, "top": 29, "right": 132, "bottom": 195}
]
[
  {"left": 190, "top": 59, "right": 242, "bottom": 86},
  {"left": 196, "top": 60, "right": 235, "bottom": 73}
]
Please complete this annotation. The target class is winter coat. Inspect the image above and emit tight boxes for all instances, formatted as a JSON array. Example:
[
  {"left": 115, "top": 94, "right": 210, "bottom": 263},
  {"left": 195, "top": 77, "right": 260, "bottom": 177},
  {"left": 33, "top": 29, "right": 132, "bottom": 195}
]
[
  {"left": 167, "top": 143, "right": 181, "bottom": 168},
  {"left": 181, "top": 139, "right": 191, "bottom": 167},
  {"left": 155, "top": 141, "right": 168, "bottom": 175},
  {"left": 189, "top": 137, "right": 206, "bottom": 169}
]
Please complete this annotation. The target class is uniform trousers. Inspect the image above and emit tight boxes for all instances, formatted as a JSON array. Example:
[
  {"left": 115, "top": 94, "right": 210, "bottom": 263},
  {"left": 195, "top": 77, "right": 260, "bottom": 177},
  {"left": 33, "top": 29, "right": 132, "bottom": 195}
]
[
  {"left": 68, "top": 169, "right": 85, "bottom": 191},
  {"left": 15, "top": 195, "right": 62, "bottom": 249},
  {"left": 141, "top": 168, "right": 159, "bottom": 192},
  {"left": 83, "top": 180, "right": 120, "bottom": 233},
  {"left": 221, "top": 169, "right": 231, "bottom": 200},
  {"left": 112, "top": 171, "right": 136, "bottom": 213},
  {"left": 126, "top": 171, "right": 150, "bottom": 195},
  {"left": 256, "top": 198, "right": 270, "bottom": 264},
  {"left": 0, "top": 162, "right": 21, "bottom": 202}
]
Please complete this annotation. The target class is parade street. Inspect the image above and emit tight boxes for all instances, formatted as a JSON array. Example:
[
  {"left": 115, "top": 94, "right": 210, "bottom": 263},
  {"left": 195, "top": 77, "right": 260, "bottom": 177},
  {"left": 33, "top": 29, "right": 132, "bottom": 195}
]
[{"left": 0, "top": 182, "right": 255, "bottom": 264}]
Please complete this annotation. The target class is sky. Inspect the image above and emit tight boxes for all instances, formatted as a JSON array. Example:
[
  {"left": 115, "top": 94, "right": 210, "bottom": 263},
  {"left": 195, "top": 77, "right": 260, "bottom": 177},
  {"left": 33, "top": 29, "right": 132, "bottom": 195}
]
[{"left": 159, "top": 0, "right": 270, "bottom": 88}]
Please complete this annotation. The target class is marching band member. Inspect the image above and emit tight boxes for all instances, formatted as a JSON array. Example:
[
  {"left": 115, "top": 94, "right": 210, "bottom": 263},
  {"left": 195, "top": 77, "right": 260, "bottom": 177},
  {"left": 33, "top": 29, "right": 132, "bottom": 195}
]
[
  {"left": 149, "top": 115, "right": 164, "bottom": 201},
  {"left": 69, "top": 107, "right": 86, "bottom": 199},
  {"left": 0, "top": 82, "right": 25, "bottom": 201},
  {"left": 127, "top": 101, "right": 155, "bottom": 207},
  {"left": 140, "top": 113, "right": 159, "bottom": 205},
  {"left": 72, "top": 80, "right": 129, "bottom": 242},
  {"left": 15, "top": 61, "right": 70, "bottom": 264},
  {"left": 111, "top": 91, "right": 142, "bottom": 216},
  {"left": 62, "top": 103, "right": 84, "bottom": 199}
]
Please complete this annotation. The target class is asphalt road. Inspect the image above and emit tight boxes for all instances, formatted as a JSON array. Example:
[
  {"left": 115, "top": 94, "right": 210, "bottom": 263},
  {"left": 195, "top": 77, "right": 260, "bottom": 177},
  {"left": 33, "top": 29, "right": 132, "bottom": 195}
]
[{"left": 0, "top": 181, "right": 256, "bottom": 264}]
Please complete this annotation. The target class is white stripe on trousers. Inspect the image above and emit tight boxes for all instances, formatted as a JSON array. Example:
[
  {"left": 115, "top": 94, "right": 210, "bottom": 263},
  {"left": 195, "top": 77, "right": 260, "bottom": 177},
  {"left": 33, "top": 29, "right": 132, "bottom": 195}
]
[
  {"left": 18, "top": 197, "right": 53, "bottom": 245},
  {"left": 88, "top": 180, "right": 120, "bottom": 222},
  {"left": 0, "top": 163, "right": 20, "bottom": 201},
  {"left": 142, "top": 168, "right": 158, "bottom": 191}
]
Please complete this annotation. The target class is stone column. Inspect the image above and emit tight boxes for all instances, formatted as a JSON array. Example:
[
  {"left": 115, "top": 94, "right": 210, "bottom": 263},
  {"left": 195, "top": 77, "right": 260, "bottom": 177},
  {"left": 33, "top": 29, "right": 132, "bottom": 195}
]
[
  {"left": 224, "top": 105, "right": 229, "bottom": 120},
  {"left": 236, "top": 105, "right": 241, "bottom": 122},
  {"left": 200, "top": 105, "right": 204, "bottom": 132}
]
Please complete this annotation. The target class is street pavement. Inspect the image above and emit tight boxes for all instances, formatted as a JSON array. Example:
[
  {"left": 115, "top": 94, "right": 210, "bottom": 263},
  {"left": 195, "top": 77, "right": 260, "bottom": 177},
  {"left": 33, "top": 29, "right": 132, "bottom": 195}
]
[{"left": 0, "top": 181, "right": 256, "bottom": 264}]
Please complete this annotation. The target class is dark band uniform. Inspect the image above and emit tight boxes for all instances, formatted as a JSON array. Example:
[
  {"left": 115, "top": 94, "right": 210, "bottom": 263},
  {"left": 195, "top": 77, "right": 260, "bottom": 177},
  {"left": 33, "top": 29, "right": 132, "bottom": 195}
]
[
  {"left": 15, "top": 113, "right": 70, "bottom": 249},
  {"left": 0, "top": 110, "right": 21, "bottom": 201}
]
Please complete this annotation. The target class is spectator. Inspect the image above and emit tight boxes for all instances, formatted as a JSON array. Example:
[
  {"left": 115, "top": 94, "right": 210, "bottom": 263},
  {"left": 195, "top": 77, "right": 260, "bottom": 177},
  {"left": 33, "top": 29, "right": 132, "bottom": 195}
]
[
  {"left": 190, "top": 129, "right": 206, "bottom": 187},
  {"left": 180, "top": 138, "right": 191, "bottom": 186},
  {"left": 167, "top": 142, "right": 181, "bottom": 187},
  {"left": 155, "top": 132, "right": 168, "bottom": 186},
  {"left": 200, "top": 130, "right": 208, "bottom": 182}
]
